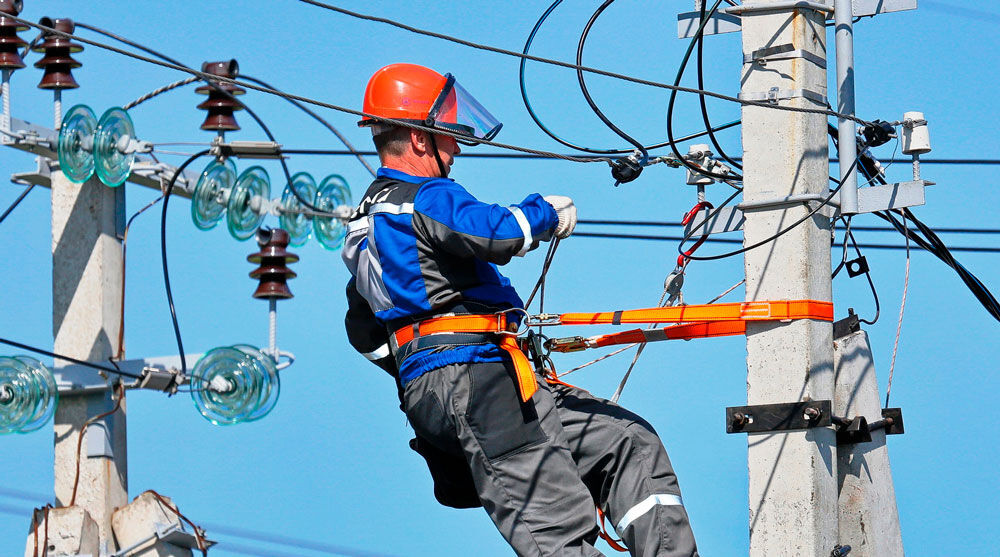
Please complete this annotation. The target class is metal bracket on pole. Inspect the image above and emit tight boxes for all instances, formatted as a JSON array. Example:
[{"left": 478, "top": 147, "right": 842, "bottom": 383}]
[
  {"left": 841, "top": 179, "right": 928, "bottom": 215},
  {"left": 110, "top": 521, "right": 216, "bottom": 556},
  {"left": 54, "top": 354, "right": 203, "bottom": 395},
  {"left": 833, "top": 408, "right": 904, "bottom": 445},
  {"left": 677, "top": 0, "right": 917, "bottom": 39},
  {"left": 684, "top": 206, "right": 745, "bottom": 237},
  {"left": 727, "top": 400, "right": 833, "bottom": 434},
  {"left": 744, "top": 44, "right": 827, "bottom": 69},
  {"left": 10, "top": 155, "right": 57, "bottom": 188},
  {"left": 739, "top": 87, "right": 828, "bottom": 106}
]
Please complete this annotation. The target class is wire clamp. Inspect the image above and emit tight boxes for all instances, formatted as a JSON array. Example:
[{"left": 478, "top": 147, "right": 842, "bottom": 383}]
[
  {"left": 739, "top": 87, "right": 827, "bottom": 106},
  {"left": 210, "top": 139, "right": 284, "bottom": 159},
  {"left": 138, "top": 367, "right": 183, "bottom": 395}
]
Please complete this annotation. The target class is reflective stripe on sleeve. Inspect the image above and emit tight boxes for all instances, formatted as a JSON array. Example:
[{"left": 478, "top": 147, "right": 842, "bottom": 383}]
[
  {"left": 508, "top": 206, "right": 533, "bottom": 257},
  {"left": 616, "top": 493, "right": 684, "bottom": 535},
  {"left": 362, "top": 344, "right": 390, "bottom": 361}
]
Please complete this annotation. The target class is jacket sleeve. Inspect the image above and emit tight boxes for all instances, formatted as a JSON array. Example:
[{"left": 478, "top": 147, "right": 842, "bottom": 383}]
[
  {"left": 345, "top": 277, "right": 397, "bottom": 377},
  {"left": 411, "top": 179, "right": 558, "bottom": 265}
]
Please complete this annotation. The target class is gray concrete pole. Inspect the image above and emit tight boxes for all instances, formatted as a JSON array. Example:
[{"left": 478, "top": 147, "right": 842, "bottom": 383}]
[
  {"left": 50, "top": 169, "right": 127, "bottom": 548},
  {"left": 834, "top": 0, "right": 859, "bottom": 214},
  {"left": 739, "top": 4, "right": 837, "bottom": 555},
  {"left": 834, "top": 330, "right": 904, "bottom": 556}
]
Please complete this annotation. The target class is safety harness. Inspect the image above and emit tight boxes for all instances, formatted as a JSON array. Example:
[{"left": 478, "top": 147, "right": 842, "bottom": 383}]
[{"left": 391, "top": 300, "right": 833, "bottom": 404}]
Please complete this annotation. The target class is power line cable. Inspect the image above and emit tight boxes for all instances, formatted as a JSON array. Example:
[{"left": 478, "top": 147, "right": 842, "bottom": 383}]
[
  {"left": 0, "top": 337, "right": 142, "bottom": 379},
  {"left": 695, "top": 1, "right": 742, "bottom": 172},
  {"left": 0, "top": 184, "right": 34, "bottom": 225},
  {"left": 575, "top": 0, "right": 647, "bottom": 159},
  {"left": 160, "top": 151, "right": 211, "bottom": 374},
  {"left": 291, "top": 1, "right": 872, "bottom": 126},
  {"left": 578, "top": 219, "right": 1000, "bottom": 235},
  {"left": 123, "top": 76, "right": 200, "bottom": 111},
  {"left": 666, "top": 0, "right": 743, "bottom": 181},
  {"left": 572, "top": 231, "right": 1000, "bottom": 253},
  {"left": 239, "top": 74, "right": 377, "bottom": 177}
]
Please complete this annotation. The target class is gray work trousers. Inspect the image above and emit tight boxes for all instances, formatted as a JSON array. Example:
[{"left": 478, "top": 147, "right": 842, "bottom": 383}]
[{"left": 402, "top": 358, "right": 699, "bottom": 557}]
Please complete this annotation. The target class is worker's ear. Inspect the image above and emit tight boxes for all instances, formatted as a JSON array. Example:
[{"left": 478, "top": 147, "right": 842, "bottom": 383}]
[{"left": 410, "top": 129, "right": 429, "bottom": 156}]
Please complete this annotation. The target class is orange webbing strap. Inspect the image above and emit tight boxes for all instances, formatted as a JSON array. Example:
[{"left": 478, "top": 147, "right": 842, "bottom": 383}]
[
  {"left": 393, "top": 314, "right": 537, "bottom": 402},
  {"left": 588, "top": 321, "right": 748, "bottom": 350},
  {"left": 596, "top": 507, "right": 629, "bottom": 552},
  {"left": 556, "top": 300, "right": 833, "bottom": 326}
]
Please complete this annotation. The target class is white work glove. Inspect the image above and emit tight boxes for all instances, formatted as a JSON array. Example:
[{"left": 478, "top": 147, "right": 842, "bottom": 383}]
[{"left": 543, "top": 195, "right": 577, "bottom": 239}]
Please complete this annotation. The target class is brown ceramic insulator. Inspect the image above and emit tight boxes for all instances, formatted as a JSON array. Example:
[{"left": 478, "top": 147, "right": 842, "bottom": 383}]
[
  {"left": 33, "top": 18, "right": 82, "bottom": 89},
  {"left": 248, "top": 228, "right": 299, "bottom": 300},
  {"left": 0, "top": 27, "right": 26, "bottom": 69},
  {"left": 0, "top": 1, "right": 28, "bottom": 31},
  {"left": 33, "top": 18, "right": 83, "bottom": 53}
]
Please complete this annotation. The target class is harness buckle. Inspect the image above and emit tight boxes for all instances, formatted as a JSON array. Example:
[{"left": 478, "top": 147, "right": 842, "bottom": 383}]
[
  {"left": 545, "top": 336, "right": 590, "bottom": 353},
  {"left": 526, "top": 313, "right": 562, "bottom": 327}
]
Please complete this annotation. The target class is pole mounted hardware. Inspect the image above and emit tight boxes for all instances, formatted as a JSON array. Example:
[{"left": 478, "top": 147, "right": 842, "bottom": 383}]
[
  {"left": 610, "top": 150, "right": 643, "bottom": 185},
  {"left": 727, "top": 400, "right": 832, "bottom": 434},
  {"left": 196, "top": 59, "right": 244, "bottom": 133},
  {"left": 832, "top": 308, "right": 860, "bottom": 340},
  {"left": 726, "top": 400, "right": 904, "bottom": 443}
]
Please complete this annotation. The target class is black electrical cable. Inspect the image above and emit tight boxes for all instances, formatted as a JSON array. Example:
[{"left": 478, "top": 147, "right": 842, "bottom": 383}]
[
  {"left": 846, "top": 226, "right": 880, "bottom": 325},
  {"left": 666, "top": 0, "right": 743, "bottom": 181},
  {"left": 832, "top": 216, "right": 853, "bottom": 278},
  {"left": 0, "top": 337, "right": 143, "bottom": 379},
  {"left": 0, "top": 184, "right": 34, "bottom": 225},
  {"left": 695, "top": 0, "right": 742, "bottom": 171},
  {"left": 577, "top": 218, "right": 1000, "bottom": 235},
  {"left": 519, "top": 0, "right": 742, "bottom": 155},
  {"left": 850, "top": 138, "right": 1000, "bottom": 322},
  {"left": 17, "top": 15, "right": 863, "bottom": 167},
  {"left": 292, "top": 2, "right": 872, "bottom": 125},
  {"left": 575, "top": 0, "right": 647, "bottom": 160},
  {"left": 239, "top": 74, "right": 377, "bottom": 178},
  {"left": 161, "top": 150, "right": 211, "bottom": 374}
]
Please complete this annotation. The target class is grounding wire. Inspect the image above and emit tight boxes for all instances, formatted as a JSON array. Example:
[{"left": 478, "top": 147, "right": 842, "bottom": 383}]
[
  {"left": 845, "top": 225, "right": 881, "bottom": 325},
  {"left": 666, "top": 0, "right": 743, "bottom": 182},
  {"left": 575, "top": 0, "right": 647, "bottom": 160},
  {"left": 292, "top": 1, "right": 873, "bottom": 126},
  {"left": 240, "top": 74, "right": 377, "bottom": 177},
  {"left": 160, "top": 150, "right": 212, "bottom": 375}
]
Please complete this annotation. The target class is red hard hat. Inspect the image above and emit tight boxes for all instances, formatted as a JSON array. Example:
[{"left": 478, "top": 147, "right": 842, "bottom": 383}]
[{"left": 359, "top": 63, "right": 502, "bottom": 143}]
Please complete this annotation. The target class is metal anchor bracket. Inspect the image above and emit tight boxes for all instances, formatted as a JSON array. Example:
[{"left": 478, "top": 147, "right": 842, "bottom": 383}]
[
  {"left": 739, "top": 86, "right": 828, "bottom": 106},
  {"left": 744, "top": 44, "right": 827, "bottom": 69}
]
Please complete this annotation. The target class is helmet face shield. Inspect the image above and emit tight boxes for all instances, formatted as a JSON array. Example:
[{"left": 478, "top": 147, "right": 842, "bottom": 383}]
[{"left": 427, "top": 75, "right": 502, "bottom": 144}]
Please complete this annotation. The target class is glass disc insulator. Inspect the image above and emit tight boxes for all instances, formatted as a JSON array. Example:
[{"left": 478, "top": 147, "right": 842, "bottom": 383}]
[
  {"left": 313, "top": 174, "right": 352, "bottom": 251},
  {"left": 191, "top": 158, "right": 237, "bottom": 230},
  {"left": 227, "top": 166, "right": 270, "bottom": 241},
  {"left": 57, "top": 104, "right": 97, "bottom": 183},
  {"left": 94, "top": 107, "right": 136, "bottom": 187},
  {"left": 190, "top": 347, "right": 263, "bottom": 425},
  {"left": 278, "top": 172, "right": 317, "bottom": 247}
]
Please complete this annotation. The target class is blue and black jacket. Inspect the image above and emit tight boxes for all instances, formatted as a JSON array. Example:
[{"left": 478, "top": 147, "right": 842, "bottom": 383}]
[{"left": 343, "top": 168, "right": 557, "bottom": 389}]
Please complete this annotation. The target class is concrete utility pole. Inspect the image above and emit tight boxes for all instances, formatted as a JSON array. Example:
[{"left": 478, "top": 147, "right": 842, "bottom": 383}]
[
  {"left": 49, "top": 169, "right": 127, "bottom": 549},
  {"left": 738, "top": 2, "right": 836, "bottom": 555}
]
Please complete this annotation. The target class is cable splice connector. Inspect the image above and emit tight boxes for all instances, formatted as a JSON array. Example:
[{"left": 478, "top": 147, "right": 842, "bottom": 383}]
[
  {"left": 32, "top": 17, "right": 82, "bottom": 90},
  {"left": 196, "top": 59, "right": 244, "bottom": 132},
  {"left": 610, "top": 150, "right": 643, "bottom": 186},
  {"left": 0, "top": 1, "right": 27, "bottom": 71}
]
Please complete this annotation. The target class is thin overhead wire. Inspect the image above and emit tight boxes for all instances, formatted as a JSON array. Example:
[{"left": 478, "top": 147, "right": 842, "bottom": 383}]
[
  {"left": 578, "top": 219, "right": 1000, "bottom": 235},
  {"left": 291, "top": 2, "right": 873, "bottom": 125},
  {"left": 123, "top": 76, "right": 200, "bottom": 111},
  {"left": 0, "top": 184, "right": 34, "bottom": 225}
]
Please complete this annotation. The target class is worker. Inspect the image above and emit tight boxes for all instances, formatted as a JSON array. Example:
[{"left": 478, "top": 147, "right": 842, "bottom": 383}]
[{"left": 343, "top": 63, "right": 698, "bottom": 557}]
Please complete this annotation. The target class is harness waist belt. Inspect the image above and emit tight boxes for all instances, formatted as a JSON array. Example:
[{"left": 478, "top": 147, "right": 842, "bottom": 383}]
[{"left": 393, "top": 314, "right": 538, "bottom": 402}]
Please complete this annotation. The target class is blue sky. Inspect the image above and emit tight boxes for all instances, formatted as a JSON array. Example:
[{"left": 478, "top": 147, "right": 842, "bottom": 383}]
[{"left": 1, "top": 1, "right": 998, "bottom": 555}]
